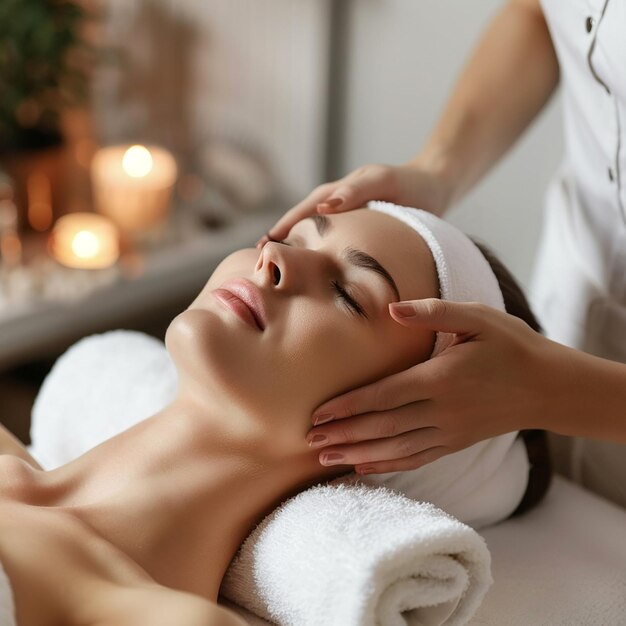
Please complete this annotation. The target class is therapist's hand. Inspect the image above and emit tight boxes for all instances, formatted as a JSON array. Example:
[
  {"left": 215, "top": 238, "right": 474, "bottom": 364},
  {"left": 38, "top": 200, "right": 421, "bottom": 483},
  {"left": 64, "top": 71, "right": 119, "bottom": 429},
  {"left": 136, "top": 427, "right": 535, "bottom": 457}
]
[
  {"left": 306, "top": 298, "right": 564, "bottom": 475},
  {"left": 256, "top": 161, "right": 451, "bottom": 247}
]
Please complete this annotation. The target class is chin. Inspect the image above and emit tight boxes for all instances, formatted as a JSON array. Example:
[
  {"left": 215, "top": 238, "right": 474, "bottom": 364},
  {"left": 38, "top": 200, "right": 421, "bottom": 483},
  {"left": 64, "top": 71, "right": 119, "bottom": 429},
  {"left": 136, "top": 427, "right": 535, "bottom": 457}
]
[
  {"left": 165, "top": 307, "right": 268, "bottom": 407},
  {"left": 166, "top": 309, "right": 214, "bottom": 387}
]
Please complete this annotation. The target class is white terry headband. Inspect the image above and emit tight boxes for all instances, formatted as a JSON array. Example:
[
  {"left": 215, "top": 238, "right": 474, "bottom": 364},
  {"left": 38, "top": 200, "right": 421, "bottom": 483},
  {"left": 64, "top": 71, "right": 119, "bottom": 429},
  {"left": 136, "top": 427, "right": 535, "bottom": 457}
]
[{"left": 368, "top": 201, "right": 505, "bottom": 358}]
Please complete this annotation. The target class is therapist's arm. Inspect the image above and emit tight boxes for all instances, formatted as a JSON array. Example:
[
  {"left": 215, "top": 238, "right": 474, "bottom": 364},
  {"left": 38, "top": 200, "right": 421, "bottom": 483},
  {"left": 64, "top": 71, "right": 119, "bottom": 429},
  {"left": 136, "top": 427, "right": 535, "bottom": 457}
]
[
  {"left": 263, "top": 0, "right": 561, "bottom": 242},
  {"left": 0, "top": 422, "right": 43, "bottom": 469},
  {"left": 545, "top": 347, "right": 626, "bottom": 443},
  {"left": 414, "top": 0, "right": 560, "bottom": 213}
]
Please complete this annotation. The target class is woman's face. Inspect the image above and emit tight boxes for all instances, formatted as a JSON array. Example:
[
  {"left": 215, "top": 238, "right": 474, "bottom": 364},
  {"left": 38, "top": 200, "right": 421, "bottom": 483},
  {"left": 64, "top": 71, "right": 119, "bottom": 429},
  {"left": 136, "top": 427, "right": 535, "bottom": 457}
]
[{"left": 166, "top": 208, "right": 438, "bottom": 434}]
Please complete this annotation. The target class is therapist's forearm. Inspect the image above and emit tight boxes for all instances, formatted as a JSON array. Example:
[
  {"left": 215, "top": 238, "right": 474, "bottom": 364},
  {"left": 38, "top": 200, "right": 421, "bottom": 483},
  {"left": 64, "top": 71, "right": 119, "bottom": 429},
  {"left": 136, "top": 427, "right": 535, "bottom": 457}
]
[
  {"left": 410, "top": 0, "right": 559, "bottom": 214},
  {"left": 539, "top": 343, "right": 626, "bottom": 444}
]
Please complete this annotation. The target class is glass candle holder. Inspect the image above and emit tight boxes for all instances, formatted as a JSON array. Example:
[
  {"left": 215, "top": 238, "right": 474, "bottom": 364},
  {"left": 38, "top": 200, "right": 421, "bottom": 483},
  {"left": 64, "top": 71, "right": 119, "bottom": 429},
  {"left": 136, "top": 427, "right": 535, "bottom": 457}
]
[
  {"left": 91, "top": 144, "right": 177, "bottom": 236},
  {"left": 50, "top": 212, "right": 120, "bottom": 269}
]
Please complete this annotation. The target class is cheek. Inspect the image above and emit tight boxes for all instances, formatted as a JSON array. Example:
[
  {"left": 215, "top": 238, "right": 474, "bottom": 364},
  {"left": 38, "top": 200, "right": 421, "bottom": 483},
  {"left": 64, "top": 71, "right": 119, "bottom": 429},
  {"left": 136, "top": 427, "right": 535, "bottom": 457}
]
[{"left": 273, "top": 302, "right": 431, "bottom": 403}]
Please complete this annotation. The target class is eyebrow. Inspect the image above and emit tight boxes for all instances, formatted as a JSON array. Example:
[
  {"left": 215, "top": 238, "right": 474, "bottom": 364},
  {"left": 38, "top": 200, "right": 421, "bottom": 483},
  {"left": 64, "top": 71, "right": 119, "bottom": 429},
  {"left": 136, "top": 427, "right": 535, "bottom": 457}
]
[{"left": 308, "top": 214, "right": 401, "bottom": 302}]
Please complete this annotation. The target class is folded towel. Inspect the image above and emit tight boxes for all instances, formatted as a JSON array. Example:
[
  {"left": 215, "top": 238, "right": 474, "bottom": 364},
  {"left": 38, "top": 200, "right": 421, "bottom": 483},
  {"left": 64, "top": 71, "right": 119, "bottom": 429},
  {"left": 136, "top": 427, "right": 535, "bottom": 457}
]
[
  {"left": 220, "top": 479, "right": 492, "bottom": 626},
  {"left": 0, "top": 561, "right": 16, "bottom": 626}
]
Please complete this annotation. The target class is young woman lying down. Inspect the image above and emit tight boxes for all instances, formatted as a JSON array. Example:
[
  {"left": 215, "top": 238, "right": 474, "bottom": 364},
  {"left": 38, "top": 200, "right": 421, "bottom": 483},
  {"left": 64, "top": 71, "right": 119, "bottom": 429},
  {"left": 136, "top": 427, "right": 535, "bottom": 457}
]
[{"left": 0, "top": 202, "right": 551, "bottom": 626}]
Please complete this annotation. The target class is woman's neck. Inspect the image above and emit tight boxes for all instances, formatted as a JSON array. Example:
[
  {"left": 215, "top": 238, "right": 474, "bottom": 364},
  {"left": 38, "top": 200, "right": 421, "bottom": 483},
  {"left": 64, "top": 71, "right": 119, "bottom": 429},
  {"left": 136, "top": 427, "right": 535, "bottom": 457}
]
[{"left": 48, "top": 392, "right": 344, "bottom": 601}]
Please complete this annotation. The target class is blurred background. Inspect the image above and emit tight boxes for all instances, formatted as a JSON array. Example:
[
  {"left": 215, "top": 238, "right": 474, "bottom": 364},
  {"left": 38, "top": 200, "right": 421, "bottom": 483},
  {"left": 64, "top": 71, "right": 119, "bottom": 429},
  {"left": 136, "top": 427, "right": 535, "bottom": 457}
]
[{"left": 0, "top": 0, "right": 562, "bottom": 444}]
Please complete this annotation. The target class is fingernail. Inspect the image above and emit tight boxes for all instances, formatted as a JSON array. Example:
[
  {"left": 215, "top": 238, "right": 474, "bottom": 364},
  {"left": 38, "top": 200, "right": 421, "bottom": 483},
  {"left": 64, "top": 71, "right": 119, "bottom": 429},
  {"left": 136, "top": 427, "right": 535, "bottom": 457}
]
[
  {"left": 324, "top": 197, "right": 344, "bottom": 207},
  {"left": 307, "top": 434, "right": 329, "bottom": 448},
  {"left": 313, "top": 413, "right": 334, "bottom": 425},
  {"left": 359, "top": 467, "right": 375, "bottom": 475},
  {"left": 390, "top": 302, "right": 416, "bottom": 318},
  {"left": 321, "top": 452, "right": 344, "bottom": 466}
]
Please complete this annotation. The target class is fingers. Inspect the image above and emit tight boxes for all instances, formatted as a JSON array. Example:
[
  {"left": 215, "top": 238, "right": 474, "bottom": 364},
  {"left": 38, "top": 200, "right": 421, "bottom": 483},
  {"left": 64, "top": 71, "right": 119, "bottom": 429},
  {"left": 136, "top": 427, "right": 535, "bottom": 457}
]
[
  {"left": 315, "top": 196, "right": 345, "bottom": 213},
  {"left": 256, "top": 232, "right": 272, "bottom": 248},
  {"left": 354, "top": 446, "right": 449, "bottom": 475},
  {"left": 317, "top": 164, "right": 398, "bottom": 215},
  {"left": 256, "top": 163, "right": 400, "bottom": 247},
  {"left": 310, "top": 423, "right": 447, "bottom": 469},
  {"left": 256, "top": 184, "right": 335, "bottom": 247},
  {"left": 312, "top": 362, "right": 439, "bottom": 424},
  {"left": 306, "top": 402, "right": 448, "bottom": 471},
  {"left": 307, "top": 402, "right": 434, "bottom": 449},
  {"left": 389, "top": 299, "right": 502, "bottom": 334}
]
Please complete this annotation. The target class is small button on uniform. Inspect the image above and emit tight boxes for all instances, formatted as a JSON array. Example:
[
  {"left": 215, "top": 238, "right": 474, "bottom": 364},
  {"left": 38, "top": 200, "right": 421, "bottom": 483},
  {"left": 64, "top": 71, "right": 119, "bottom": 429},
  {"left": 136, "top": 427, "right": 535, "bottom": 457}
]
[
  {"left": 608, "top": 167, "right": 615, "bottom": 183},
  {"left": 585, "top": 16, "right": 595, "bottom": 33}
]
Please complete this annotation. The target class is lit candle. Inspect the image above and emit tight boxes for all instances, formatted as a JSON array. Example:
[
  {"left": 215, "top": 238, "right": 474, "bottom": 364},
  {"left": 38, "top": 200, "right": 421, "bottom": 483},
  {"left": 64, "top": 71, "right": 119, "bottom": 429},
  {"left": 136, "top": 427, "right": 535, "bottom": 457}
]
[
  {"left": 90, "top": 144, "right": 177, "bottom": 234},
  {"left": 50, "top": 213, "right": 120, "bottom": 269}
]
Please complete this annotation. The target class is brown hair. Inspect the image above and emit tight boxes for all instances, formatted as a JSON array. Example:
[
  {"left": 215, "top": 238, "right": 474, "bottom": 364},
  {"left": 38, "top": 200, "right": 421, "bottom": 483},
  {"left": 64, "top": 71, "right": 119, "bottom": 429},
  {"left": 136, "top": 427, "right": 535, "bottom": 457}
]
[{"left": 471, "top": 239, "right": 553, "bottom": 517}]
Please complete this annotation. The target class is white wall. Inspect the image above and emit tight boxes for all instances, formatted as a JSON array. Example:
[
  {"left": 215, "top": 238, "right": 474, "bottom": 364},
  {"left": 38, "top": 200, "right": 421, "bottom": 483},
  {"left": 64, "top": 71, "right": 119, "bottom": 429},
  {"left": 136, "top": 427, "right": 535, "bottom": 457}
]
[
  {"left": 92, "top": 0, "right": 564, "bottom": 290},
  {"left": 93, "top": 0, "right": 332, "bottom": 201},
  {"left": 337, "top": 0, "right": 564, "bottom": 290}
]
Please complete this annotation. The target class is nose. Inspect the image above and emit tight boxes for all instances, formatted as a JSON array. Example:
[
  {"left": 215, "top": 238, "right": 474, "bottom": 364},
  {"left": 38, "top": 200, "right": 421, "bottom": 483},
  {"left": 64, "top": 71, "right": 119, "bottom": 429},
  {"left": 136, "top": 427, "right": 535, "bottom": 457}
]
[
  {"left": 255, "top": 241, "right": 287, "bottom": 289},
  {"left": 255, "top": 241, "right": 325, "bottom": 292}
]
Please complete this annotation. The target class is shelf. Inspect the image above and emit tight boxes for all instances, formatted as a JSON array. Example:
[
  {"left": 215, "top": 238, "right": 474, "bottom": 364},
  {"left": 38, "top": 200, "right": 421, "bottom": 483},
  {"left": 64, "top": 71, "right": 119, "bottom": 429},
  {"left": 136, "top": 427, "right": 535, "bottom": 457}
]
[{"left": 0, "top": 209, "right": 282, "bottom": 371}]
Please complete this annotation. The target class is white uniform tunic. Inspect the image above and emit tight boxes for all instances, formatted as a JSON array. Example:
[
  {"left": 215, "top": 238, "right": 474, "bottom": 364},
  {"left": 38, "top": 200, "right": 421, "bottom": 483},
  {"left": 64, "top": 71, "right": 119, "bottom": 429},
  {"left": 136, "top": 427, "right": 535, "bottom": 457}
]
[{"left": 530, "top": 0, "right": 626, "bottom": 506}]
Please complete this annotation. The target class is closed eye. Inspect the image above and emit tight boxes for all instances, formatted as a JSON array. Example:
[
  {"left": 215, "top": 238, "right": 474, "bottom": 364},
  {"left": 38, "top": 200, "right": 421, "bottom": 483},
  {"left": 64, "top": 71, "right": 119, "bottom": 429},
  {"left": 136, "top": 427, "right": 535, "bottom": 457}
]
[
  {"left": 277, "top": 239, "right": 367, "bottom": 319},
  {"left": 331, "top": 280, "right": 367, "bottom": 318}
]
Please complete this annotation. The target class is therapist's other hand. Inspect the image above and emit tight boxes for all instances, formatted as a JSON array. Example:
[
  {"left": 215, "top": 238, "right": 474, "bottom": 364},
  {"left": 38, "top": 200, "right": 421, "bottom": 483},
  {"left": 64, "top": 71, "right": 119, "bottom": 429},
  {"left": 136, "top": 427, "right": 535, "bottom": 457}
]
[
  {"left": 256, "top": 161, "right": 451, "bottom": 247},
  {"left": 306, "top": 298, "right": 559, "bottom": 474}
]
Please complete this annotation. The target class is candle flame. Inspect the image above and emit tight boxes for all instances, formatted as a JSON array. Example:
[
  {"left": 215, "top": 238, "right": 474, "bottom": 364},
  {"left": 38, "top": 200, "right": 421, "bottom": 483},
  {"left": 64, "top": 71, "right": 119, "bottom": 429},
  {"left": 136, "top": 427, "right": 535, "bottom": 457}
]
[
  {"left": 122, "top": 145, "right": 153, "bottom": 178},
  {"left": 71, "top": 230, "right": 101, "bottom": 259}
]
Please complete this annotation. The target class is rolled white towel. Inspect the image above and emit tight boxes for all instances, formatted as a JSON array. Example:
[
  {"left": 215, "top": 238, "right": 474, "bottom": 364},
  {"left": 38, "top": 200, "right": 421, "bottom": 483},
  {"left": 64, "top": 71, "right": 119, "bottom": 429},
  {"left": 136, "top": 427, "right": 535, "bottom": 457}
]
[{"left": 220, "top": 480, "right": 492, "bottom": 626}]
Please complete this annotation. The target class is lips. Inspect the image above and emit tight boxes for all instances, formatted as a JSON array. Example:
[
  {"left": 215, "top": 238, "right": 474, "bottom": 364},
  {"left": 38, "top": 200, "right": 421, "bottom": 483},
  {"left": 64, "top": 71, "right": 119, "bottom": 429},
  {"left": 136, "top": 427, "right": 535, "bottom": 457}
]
[{"left": 212, "top": 278, "right": 267, "bottom": 331}]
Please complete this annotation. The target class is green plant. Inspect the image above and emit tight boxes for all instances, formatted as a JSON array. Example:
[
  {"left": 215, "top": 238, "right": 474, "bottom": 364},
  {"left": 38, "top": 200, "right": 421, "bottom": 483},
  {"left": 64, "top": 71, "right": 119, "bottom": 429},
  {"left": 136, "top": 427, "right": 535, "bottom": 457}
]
[{"left": 0, "top": 0, "right": 91, "bottom": 151}]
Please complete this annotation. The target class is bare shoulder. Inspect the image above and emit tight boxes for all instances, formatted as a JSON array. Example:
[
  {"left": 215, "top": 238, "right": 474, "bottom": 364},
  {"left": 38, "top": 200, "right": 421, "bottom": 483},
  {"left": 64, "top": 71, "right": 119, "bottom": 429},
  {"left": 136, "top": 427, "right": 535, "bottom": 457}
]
[
  {"left": 94, "top": 584, "right": 250, "bottom": 626},
  {"left": 0, "top": 502, "right": 249, "bottom": 626}
]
